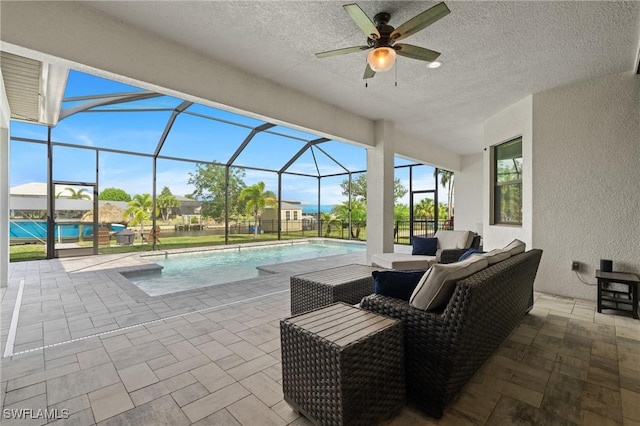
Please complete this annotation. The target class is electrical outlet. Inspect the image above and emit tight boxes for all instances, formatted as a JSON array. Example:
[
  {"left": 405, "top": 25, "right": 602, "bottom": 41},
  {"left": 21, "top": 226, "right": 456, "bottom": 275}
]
[{"left": 571, "top": 261, "right": 580, "bottom": 271}]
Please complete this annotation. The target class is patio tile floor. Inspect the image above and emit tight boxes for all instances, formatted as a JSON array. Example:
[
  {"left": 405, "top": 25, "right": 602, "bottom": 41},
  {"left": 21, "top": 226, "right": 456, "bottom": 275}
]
[{"left": 0, "top": 250, "right": 638, "bottom": 425}]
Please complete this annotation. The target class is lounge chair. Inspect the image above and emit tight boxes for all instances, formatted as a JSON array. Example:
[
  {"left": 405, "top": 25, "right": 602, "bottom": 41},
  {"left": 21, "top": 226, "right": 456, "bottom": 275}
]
[
  {"left": 371, "top": 230, "right": 479, "bottom": 270},
  {"left": 141, "top": 226, "right": 161, "bottom": 244}
]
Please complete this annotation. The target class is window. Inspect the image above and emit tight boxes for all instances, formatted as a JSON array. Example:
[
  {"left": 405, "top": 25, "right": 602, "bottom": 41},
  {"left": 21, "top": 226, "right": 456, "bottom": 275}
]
[
  {"left": 285, "top": 211, "right": 291, "bottom": 221},
  {"left": 492, "top": 137, "right": 522, "bottom": 225},
  {"left": 293, "top": 211, "right": 298, "bottom": 220}
]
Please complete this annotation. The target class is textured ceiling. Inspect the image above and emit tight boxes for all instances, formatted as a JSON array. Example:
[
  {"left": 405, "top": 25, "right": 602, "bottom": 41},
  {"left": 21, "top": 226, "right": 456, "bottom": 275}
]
[{"left": 81, "top": 1, "right": 640, "bottom": 155}]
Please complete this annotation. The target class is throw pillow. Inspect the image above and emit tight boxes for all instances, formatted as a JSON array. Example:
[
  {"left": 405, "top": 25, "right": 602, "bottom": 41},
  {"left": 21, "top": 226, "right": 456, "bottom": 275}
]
[
  {"left": 503, "top": 239, "right": 526, "bottom": 256},
  {"left": 458, "top": 248, "right": 483, "bottom": 262},
  {"left": 412, "top": 236, "right": 437, "bottom": 256},
  {"left": 373, "top": 269, "right": 428, "bottom": 301},
  {"left": 409, "top": 256, "right": 489, "bottom": 311}
]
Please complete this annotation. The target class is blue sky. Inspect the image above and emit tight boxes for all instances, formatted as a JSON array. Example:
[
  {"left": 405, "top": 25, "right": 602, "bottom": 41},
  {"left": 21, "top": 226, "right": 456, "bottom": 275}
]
[{"left": 10, "top": 70, "right": 443, "bottom": 206}]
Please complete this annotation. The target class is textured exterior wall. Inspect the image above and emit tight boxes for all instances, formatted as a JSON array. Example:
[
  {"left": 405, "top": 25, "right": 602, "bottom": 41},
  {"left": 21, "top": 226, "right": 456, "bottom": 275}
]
[
  {"left": 532, "top": 72, "right": 640, "bottom": 300},
  {"left": 453, "top": 153, "right": 483, "bottom": 236},
  {"left": 482, "top": 96, "right": 534, "bottom": 251}
]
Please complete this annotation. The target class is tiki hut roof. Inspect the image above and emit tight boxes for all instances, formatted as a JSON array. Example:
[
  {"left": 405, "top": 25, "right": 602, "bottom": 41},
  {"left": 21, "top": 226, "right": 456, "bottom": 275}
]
[{"left": 81, "top": 203, "right": 124, "bottom": 223}]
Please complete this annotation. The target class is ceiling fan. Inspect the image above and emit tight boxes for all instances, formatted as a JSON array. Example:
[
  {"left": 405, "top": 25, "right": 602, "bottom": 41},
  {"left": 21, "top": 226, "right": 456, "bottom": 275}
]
[{"left": 316, "top": 2, "right": 450, "bottom": 79}]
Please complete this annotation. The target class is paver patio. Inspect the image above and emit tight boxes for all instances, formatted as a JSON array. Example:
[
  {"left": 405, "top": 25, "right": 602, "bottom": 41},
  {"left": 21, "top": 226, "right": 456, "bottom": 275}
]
[{"left": 1, "top": 249, "right": 639, "bottom": 425}]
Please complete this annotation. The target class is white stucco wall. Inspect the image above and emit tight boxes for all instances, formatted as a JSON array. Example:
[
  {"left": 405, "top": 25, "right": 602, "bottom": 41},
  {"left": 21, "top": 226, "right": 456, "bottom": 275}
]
[
  {"left": 395, "top": 131, "right": 461, "bottom": 172},
  {"left": 0, "top": 69, "right": 10, "bottom": 287},
  {"left": 482, "top": 96, "right": 533, "bottom": 251},
  {"left": 531, "top": 72, "right": 640, "bottom": 300},
  {"left": 453, "top": 153, "right": 483, "bottom": 236}
]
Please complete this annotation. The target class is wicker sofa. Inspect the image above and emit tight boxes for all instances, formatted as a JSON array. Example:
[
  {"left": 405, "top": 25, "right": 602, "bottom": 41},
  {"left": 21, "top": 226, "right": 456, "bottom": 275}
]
[{"left": 360, "top": 249, "right": 543, "bottom": 418}]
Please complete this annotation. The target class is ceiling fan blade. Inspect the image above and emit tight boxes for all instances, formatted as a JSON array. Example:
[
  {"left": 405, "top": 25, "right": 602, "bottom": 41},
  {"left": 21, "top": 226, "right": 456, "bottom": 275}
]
[
  {"left": 363, "top": 63, "right": 376, "bottom": 79},
  {"left": 316, "top": 45, "right": 371, "bottom": 58},
  {"left": 344, "top": 4, "right": 380, "bottom": 39},
  {"left": 395, "top": 44, "right": 441, "bottom": 62},
  {"left": 390, "top": 2, "right": 450, "bottom": 42}
]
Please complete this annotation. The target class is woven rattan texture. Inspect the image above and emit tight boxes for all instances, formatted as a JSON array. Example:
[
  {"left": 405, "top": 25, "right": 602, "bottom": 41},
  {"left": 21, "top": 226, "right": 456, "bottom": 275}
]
[
  {"left": 436, "top": 249, "right": 468, "bottom": 264},
  {"left": 281, "top": 304, "right": 405, "bottom": 425},
  {"left": 290, "top": 265, "right": 379, "bottom": 315},
  {"left": 360, "top": 249, "right": 543, "bottom": 418},
  {"left": 436, "top": 235, "right": 482, "bottom": 264}
]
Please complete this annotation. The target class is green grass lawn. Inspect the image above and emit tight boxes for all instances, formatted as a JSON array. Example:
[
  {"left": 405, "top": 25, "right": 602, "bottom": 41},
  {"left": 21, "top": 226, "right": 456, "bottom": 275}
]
[{"left": 9, "top": 244, "right": 46, "bottom": 262}]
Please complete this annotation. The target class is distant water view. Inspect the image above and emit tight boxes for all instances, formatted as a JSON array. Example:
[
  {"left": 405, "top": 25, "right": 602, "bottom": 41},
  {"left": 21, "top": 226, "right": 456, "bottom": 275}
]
[{"left": 301, "top": 204, "right": 335, "bottom": 214}]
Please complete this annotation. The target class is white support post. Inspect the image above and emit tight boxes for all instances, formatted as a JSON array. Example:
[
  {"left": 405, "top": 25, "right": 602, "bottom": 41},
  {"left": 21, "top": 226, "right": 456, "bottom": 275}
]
[
  {"left": 366, "top": 120, "right": 395, "bottom": 264},
  {"left": 0, "top": 73, "right": 10, "bottom": 288}
]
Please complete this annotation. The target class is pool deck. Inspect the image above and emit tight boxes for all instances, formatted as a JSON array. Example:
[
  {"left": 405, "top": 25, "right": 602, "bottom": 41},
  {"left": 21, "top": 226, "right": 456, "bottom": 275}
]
[{"left": 1, "top": 248, "right": 639, "bottom": 425}]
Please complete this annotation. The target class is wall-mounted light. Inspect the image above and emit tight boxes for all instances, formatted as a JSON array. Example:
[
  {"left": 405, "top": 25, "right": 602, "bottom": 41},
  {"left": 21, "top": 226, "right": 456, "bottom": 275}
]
[
  {"left": 367, "top": 47, "right": 397, "bottom": 72},
  {"left": 427, "top": 60, "right": 442, "bottom": 69}
]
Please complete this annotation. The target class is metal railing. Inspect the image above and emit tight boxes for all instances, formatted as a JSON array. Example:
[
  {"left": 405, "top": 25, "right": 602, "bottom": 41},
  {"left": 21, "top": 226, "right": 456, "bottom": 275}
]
[{"left": 394, "top": 219, "right": 454, "bottom": 244}]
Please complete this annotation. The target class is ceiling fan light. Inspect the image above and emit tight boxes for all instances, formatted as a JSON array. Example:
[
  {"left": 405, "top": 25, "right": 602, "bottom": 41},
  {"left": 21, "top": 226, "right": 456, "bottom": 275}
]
[
  {"left": 427, "top": 60, "right": 442, "bottom": 69},
  {"left": 367, "top": 47, "right": 396, "bottom": 72}
]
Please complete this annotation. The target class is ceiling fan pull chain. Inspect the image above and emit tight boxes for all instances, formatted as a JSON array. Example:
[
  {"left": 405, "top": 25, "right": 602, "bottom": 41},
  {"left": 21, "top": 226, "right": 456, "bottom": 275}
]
[{"left": 395, "top": 62, "right": 398, "bottom": 87}]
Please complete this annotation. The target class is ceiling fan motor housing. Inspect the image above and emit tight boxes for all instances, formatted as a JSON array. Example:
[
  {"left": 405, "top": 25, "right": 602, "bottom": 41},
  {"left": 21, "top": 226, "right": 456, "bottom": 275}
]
[
  {"left": 373, "top": 19, "right": 395, "bottom": 48},
  {"left": 373, "top": 12, "right": 391, "bottom": 26}
]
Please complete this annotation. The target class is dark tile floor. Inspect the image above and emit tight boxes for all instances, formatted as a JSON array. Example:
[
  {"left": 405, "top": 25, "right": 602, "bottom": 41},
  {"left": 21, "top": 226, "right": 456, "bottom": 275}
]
[{"left": 1, "top": 247, "right": 638, "bottom": 425}]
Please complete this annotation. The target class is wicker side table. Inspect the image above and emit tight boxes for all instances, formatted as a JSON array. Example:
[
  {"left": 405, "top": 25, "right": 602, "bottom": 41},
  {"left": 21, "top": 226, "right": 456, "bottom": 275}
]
[
  {"left": 290, "top": 264, "right": 381, "bottom": 315},
  {"left": 281, "top": 303, "right": 405, "bottom": 426}
]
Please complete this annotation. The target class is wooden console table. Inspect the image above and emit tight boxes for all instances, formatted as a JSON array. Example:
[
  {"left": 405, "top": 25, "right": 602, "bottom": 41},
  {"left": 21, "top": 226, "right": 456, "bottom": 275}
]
[{"left": 596, "top": 270, "right": 639, "bottom": 319}]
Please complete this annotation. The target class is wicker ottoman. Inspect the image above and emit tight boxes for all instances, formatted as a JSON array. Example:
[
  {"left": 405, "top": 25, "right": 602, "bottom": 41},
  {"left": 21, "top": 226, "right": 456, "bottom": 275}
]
[
  {"left": 280, "top": 303, "right": 405, "bottom": 426},
  {"left": 290, "top": 264, "right": 381, "bottom": 315}
]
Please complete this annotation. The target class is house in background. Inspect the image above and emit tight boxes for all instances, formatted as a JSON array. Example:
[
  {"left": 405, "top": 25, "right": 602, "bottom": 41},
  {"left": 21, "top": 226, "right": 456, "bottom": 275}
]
[
  {"left": 174, "top": 195, "right": 202, "bottom": 217},
  {"left": 10, "top": 182, "right": 129, "bottom": 219},
  {"left": 261, "top": 201, "right": 303, "bottom": 233},
  {"left": 9, "top": 182, "right": 131, "bottom": 244}
]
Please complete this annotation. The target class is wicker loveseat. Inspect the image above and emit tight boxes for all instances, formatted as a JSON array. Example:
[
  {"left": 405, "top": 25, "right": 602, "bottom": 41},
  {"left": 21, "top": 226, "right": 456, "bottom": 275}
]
[{"left": 360, "top": 249, "right": 543, "bottom": 418}]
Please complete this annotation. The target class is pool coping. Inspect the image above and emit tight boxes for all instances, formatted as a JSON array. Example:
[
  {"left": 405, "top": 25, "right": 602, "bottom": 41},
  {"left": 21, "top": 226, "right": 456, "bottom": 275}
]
[{"left": 137, "top": 237, "right": 365, "bottom": 260}]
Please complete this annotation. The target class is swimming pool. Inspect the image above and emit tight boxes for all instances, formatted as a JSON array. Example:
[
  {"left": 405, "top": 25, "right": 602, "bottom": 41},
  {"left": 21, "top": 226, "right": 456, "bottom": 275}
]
[{"left": 127, "top": 240, "right": 365, "bottom": 296}]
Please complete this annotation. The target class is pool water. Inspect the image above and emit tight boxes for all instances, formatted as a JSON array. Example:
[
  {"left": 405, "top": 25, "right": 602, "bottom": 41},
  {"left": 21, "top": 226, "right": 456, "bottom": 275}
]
[{"left": 127, "top": 241, "right": 365, "bottom": 296}]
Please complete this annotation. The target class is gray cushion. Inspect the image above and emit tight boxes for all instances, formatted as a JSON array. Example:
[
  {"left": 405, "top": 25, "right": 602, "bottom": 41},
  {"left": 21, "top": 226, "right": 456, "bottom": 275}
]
[
  {"left": 409, "top": 255, "right": 489, "bottom": 311},
  {"left": 480, "top": 249, "right": 511, "bottom": 265},
  {"left": 503, "top": 239, "right": 526, "bottom": 256},
  {"left": 371, "top": 253, "right": 436, "bottom": 271},
  {"left": 434, "top": 230, "right": 475, "bottom": 250}
]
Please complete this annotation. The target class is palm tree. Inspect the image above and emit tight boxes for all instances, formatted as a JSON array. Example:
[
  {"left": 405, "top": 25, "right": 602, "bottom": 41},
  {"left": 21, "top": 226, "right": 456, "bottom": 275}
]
[
  {"left": 56, "top": 187, "right": 91, "bottom": 200},
  {"left": 123, "top": 193, "right": 156, "bottom": 234},
  {"left": 434, "top": 169, "right": 454, "bottom": 219},
  {"left": 320, "top": 212, "right": 341, "bottom": 238},
  {"left": 414, "top": 198, "right": 435, "bottom": 220},
  {"left": 238, "top": 182, "right": 275, "bottom": 239},
  {"left": 332, "top": 201, "right": 366, "bottom": 239}
]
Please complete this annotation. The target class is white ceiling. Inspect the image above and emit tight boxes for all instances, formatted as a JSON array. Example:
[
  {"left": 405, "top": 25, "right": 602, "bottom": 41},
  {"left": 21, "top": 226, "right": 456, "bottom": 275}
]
[{"left": 73, "top": 1, "right": 640, "bottom": 154}]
